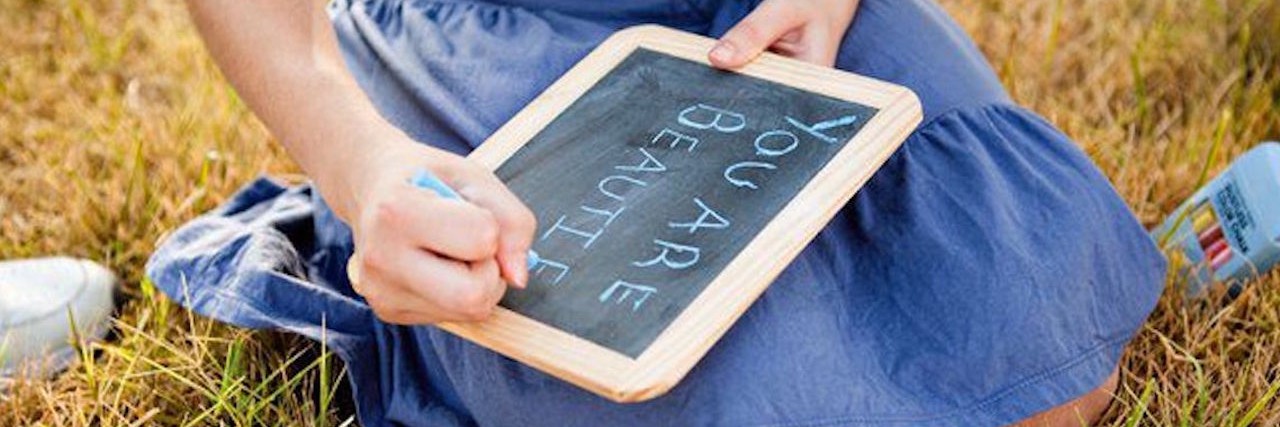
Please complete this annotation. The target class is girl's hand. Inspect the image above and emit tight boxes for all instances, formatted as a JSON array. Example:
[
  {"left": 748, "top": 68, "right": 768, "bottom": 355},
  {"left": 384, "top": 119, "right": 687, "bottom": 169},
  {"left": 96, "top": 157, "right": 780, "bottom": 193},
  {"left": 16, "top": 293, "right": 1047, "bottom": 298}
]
[
  {"left": 346, "top": 139, "right": 537, "bottom": 324},
  {"left": 709, "top": 0, "right": 860, "bottom": 68}
]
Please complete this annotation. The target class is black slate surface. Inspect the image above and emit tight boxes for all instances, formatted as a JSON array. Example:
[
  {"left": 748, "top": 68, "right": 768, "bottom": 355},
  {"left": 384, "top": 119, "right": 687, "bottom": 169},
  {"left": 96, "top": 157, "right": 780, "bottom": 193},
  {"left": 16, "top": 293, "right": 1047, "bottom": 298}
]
[{"left": 495, "top": 48, "right": 878, "bottom": 358}]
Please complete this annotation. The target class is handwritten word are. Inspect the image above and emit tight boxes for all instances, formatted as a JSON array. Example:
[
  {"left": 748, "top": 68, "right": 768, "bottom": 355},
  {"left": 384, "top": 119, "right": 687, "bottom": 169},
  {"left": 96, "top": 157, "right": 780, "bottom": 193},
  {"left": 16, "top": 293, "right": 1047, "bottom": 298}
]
[{"left": 600, "top": 196, "right": 730, "bottom": 311}]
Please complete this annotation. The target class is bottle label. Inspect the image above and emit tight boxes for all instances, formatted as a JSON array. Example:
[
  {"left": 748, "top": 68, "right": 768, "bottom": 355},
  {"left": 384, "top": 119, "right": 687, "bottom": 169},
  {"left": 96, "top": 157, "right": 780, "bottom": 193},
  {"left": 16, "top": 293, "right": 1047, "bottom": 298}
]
[{"left": 1215, "top": 179, "right": 1256, "bottom": 254}]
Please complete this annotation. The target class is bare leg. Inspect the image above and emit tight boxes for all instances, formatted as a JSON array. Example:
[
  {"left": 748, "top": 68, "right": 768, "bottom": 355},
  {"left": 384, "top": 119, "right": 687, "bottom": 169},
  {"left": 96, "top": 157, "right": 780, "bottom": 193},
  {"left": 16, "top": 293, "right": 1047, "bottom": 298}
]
[{"left": 1012, "top": 367, "right": 1120, "bottom": 427}]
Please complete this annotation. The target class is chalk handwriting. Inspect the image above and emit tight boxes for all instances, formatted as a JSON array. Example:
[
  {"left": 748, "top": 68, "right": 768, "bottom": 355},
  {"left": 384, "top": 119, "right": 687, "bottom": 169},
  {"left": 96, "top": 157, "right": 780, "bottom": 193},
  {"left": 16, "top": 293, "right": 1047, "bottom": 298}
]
[
  {"left": 669, "top": 197, "right": 730, "bottom": 233},
  {"left": 581, "top": 205, "right": 626, "bottom": 228},
  {"left": 754, "top": 130, "right": 799, "bottom": 157},
  {"left": 651, "top": 128, "right": 700, "bottom": 152},
  {"left": 633, "top": 239, "right": 702, "bottom": 270},
  {"left": 599, "top": 280, "right": 659, "bottom": 311},
  {"left": 542, "top": 214, "right": 606, "bottom": 249},
  {"left": 678, "top": 104, "right": 746, "bottom": 133},
  {"left": 723, "top": 161, "right": 777, "bottom": 190},
  {"left": 597, "top": 175, "right": 647, "bottom": 202},
  {"left": 530, "top": 256, "right": 571, "bottom": 285},
  {"left": 615, "top": 148, "right": 667, "bottom": 173},
  {"left": 786, "top": 114, "right": 859, "bottom": 144},
  {"left": 526, "top": 97, "right": 861, "bottom": 319}
]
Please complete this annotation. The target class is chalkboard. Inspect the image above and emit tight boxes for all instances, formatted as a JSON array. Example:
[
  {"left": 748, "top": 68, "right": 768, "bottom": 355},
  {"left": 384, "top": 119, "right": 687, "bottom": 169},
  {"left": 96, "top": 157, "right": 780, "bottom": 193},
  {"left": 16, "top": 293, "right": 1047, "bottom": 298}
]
[
  {"left": 496, "top": 48, "right": 879, "bottom": 358},
  {"left": 349, "top": 25, "right": 921, "bottom": 402}
]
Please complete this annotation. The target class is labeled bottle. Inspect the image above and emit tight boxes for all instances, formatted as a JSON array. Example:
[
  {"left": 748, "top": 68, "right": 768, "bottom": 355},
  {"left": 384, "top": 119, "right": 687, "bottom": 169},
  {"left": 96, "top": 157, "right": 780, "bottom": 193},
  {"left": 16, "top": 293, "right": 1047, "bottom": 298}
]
[{"left": 1152, "top": 142, "right": 1280, "bottom": 296}]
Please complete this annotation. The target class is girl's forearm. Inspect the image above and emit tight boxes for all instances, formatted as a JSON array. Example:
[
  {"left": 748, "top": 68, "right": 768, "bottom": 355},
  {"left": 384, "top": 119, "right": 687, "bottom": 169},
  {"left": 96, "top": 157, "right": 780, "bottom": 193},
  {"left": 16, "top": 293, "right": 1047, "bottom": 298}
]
[{"left": 185, "top": 0, "right": 411, "bottom": 220}]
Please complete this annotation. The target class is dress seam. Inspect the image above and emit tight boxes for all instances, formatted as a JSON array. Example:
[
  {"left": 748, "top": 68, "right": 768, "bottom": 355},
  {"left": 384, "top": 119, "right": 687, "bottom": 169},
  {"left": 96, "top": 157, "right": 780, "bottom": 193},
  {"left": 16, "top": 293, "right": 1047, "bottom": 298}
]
[{"left": 913, "top": 100, "right": 1021, "bottom": 136}]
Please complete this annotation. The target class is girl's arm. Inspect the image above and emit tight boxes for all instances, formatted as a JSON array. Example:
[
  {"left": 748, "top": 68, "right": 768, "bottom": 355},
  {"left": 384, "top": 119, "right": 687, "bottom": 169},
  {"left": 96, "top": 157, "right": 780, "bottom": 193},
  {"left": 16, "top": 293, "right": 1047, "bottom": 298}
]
[{"left": 185, "top": 0, "right": 535, "bottom": 324}]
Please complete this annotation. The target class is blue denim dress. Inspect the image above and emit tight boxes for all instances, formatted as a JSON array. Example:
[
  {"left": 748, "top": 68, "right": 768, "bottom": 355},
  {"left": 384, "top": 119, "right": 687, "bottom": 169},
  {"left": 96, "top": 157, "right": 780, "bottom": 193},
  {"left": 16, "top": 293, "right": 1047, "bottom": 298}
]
[{"left": 146, "top": 0, "right": 1167, "bottom": 425}]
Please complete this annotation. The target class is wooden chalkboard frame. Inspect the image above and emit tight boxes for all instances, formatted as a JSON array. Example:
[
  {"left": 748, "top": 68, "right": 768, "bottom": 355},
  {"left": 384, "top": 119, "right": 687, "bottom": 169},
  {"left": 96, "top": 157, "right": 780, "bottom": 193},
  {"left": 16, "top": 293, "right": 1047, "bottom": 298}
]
[{"left": 350, "top": 25, "right": 922, "bottom": 402}]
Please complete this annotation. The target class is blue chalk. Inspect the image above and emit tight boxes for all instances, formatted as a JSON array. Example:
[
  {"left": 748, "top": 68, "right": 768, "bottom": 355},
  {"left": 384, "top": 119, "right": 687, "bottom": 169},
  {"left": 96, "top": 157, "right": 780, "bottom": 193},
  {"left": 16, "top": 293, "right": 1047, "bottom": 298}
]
[
  {"left": 527, "top": 249, "right": 541, "bottom": 270},
  {"left": 409, "top": 168, "right": 541, "bottom": 271},
  {"left": 410, "top": 169, "right": 463, "bottom": 199}
]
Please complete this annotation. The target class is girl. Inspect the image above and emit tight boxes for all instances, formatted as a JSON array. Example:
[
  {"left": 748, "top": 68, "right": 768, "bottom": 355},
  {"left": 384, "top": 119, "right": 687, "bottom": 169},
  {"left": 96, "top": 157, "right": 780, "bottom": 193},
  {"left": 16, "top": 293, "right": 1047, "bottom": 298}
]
[{"left": 149, "top": 0, "right": 1166, "bottom": 425}]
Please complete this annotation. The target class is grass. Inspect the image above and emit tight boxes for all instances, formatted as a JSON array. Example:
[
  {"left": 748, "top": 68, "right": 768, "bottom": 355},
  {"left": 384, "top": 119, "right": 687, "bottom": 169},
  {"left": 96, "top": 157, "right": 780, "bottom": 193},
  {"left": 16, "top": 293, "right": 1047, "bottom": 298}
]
[{"left": 0, "top": 0, "right": 1277, "bottom": 424}]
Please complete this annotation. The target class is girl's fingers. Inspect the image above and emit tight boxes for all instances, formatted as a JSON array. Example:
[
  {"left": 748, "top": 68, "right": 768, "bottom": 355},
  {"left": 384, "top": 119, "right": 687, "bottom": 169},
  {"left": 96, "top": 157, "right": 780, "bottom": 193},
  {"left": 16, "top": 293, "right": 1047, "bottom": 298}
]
[
  {"left": 710, "top": 0, "right": 859, "bottom": 68},
  {"left": 404, "top": 254, "right": 505, "bottom": 321},
  {"left": 378, "top": 185, "right": 502, "bottom": 262},
  {"left": 709, "top": 0, "right": 804, "bottom": 68},
  {"left": 354, "top": 248, "right": 452, "bottom": 324},
  {"left": 467, "top": 258, "right": 507, "bottom": 310},
  {"left": 787, "top": 33, "right": 840, "bottom": 66},
  {"left": 454, "top": 172, "right": 537, "bottom": 289},
  {"left": 359, "top": 240, "right": 505, "bottom": 323}
]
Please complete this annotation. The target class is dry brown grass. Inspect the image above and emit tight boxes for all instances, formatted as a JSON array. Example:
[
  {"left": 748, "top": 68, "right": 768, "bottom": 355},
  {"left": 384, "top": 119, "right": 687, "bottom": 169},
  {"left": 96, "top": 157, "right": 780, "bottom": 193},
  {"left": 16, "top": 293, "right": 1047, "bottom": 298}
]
[{"left": 1, "top": 0, "right": 1277, "bottom": 425}]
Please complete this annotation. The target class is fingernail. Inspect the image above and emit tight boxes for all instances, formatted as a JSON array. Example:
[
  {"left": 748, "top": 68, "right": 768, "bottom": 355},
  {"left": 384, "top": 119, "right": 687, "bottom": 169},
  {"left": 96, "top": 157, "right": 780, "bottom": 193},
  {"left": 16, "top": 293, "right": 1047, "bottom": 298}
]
[
  {"left": 509, "top": 254, "right": 528, "bottom": 289},
  {"left": 710, "top": 42, "right": 735, "bottom": 64}
]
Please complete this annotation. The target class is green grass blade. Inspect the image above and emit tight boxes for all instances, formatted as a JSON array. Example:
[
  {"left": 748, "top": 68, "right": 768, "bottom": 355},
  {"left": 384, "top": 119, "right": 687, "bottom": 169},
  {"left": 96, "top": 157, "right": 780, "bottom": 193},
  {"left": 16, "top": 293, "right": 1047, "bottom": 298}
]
[
  {"left": 1236, "top": 379, "right": 1280, "bottom": 427},
  {"left": 1125, "top": 378, "right": 1157, "bottom": 427}
]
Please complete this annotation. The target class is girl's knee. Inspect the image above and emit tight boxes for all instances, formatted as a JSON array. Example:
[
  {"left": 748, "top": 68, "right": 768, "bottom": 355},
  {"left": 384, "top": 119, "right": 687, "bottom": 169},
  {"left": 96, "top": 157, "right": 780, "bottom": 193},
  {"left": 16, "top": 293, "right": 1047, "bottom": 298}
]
[{"left": 1012, "top": 367, "right": 1119, "bottom": 427}]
